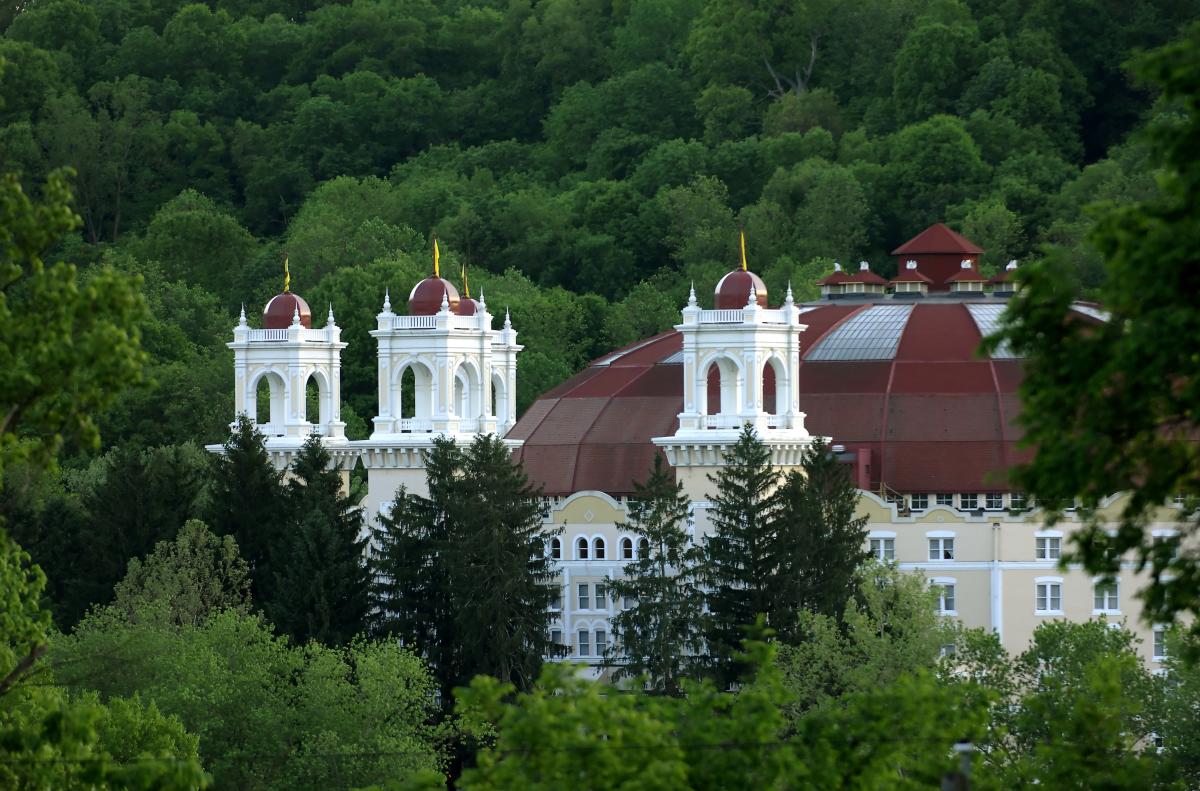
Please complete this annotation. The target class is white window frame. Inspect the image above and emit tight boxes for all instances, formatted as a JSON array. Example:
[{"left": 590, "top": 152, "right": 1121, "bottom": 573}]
[
  {"left": 594, "top": 628, "right": 608, "bottom": 656},
  {"left": 1010, "top": 492, "right": 1027, "bottom": 510},
  {"left": 549, "top": 584, "right": 562, "bottom": 612},
  {"left": 935, "top": 493, "right": 954, "bottom": 507},
  {"left": 637, "top": 537, "right": 650, "bottom": 558},
  {"left": 1092, "top": 578, "right": 1120, "bottom": 614},
  {"left": 1035, "top": 577, "right": 1064, "bottom": 615},
  {"left": 927, "top": 531, "right": 955, "bottom": 561},
  {"left": 985, "top": 493, "right": 1004, "bottom": 510},
  {"left": 577, "top": 582, "right": 590, "bottom": 610},
  {"left": 959, "top": 493, "right": 979, "bottom": 510},
  {"left": 595, "top": 582, "right": 608, "bottom": 609},
  {"left": 575, "top": 536, "right": 589, "bottom": 560},
  {"left": 550, "top": 537, "right": 562, "bottom": 560},
  {"left": 1035, "top": 531, "right": 1063, "bottom": 561},
  {"left": 592, "top": 537, "right": 606, "bottom": 560},
  {"left": 1153, "top": 626, "right": 1168, "bottom": 662},
  {"left": 577, "top": 629, "right": 590, "bottom": 657},
  {"left": 910, "top": 493, "right": 929, "bottom": 511},
  {"left": 868, "top": 530, "right": 896, "bottom": 562},
  {"left": 620, "top": 537, "right": 634, "bottom": 560},
  {"left": 930, "top": 577, "right": 957, "bottom": 616}
]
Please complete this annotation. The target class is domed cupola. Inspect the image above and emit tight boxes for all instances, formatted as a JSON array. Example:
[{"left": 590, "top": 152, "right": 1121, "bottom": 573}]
[
  {"left": 263, "top": 256, "right": 312, "bottom": 328},
  {"left": 713, "top": 229, "right": 768, "bottom": 309},
  {"left": 408, "top": 235, "right": 460, "bottom": 315},
  {"left": 456, "top": 263, "right": 480, "bottom": 316}
]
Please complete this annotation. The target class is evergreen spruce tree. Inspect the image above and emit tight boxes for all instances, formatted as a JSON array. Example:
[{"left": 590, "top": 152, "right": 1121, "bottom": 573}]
[
  {"left": 371, "top": 435, "right": 557, "bottom": 708},
  {"left": 606, "top": 454, "right": 704, "bottom": 695},
  {"left": 454, "top": 435, "right": 559, "bottom": 693},
  {"left": 702, "top": 424, "right": 783, "bottom": 686},
  {"left": 772, "top": 440, "right": 870, "bottom": 642},
  {"left": 206, "top": 415, "right": 286, "bottom": 608},
  {"left": 268, "top": 434, "right": 370, "bottom": 646}
]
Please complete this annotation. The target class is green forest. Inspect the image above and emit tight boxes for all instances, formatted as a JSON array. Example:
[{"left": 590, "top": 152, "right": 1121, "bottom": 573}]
[
  {"left": 4, "top": 0, "right": 1200, "bottom": 788},
  {"left": 1, "top": 0, "right": 1195, "bottom": 446}
]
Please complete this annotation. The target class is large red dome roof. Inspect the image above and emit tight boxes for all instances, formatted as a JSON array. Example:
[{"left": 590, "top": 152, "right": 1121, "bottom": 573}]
[
  {"left": 408, "top": 276, "right": 460, "bottom": 315},
  {"left": 714, "top": 269, "right": 768, "bottom": 309},
  {"left": 509, "top": 299, "right": 1102, "bottom": 497},
  {"left": 263, "top": 292, "right": 312, "bottom": 329}
]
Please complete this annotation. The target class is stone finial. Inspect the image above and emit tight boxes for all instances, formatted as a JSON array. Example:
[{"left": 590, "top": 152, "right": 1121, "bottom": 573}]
[
  {"left": 382, "top": 288, "right": 392, "bottom": 313},
  {"left": 1006, "top": 260, "right": 1018, "bottom": 270},
  {"left": 478, "top": 287, "right": 486, "bottom": 309},
  {"left": 327, "top": 302, "right": 336, "bottom": 326},
  {"left": 504, "top": 308, "right": 512, "bottom": 329},
  {"left": 747, "top": 283, "right": 757, "bottom": 308},
  {"left": 906, "top": 260, "right": 918, "bottom": 270},
  {"left": 859, "top": 261, "right": 869, "bottom": 271},
  {"left": 833, "top": 261, "right": 842, "bottom": 272},
  {"left": 238, "top": 303, "right": 247, "bottom": 327},
  {"left": 440, "top": 288, "right": 450, "bottom": 313},
  {"left": 785, "top": 281, "right": 794, "bottom": 303},
  {"left": 291, "top": 304, "right": 301, "bottom": 327},
  {"left": 961, "top": 259, "right": 973, "bottom": 269},
  {"left": 687, "top": 282, "right": 697, "bottom": 307}
]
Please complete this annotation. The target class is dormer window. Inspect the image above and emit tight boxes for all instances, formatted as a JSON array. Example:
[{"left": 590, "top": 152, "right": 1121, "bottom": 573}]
[
  {"left": 890, "top": 260, "right": 931, "bottom": 297},
  {"left": 948, "top": 259, "right": 986, "bottom": 293}
]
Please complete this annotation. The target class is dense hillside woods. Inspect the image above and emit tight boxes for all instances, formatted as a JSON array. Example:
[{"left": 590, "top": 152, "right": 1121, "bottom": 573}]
[{"left": 0, "top": 0, "right": 1194, "bottom": 448}]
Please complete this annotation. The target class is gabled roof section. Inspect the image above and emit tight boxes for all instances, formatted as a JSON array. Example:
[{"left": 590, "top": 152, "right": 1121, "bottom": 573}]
[{"left": 891, "top": 223, "right": 984, "bottom": 255}]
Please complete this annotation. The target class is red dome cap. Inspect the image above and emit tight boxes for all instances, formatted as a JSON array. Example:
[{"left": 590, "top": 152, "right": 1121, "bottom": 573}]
[
  {"left": 408, "top": 276, "right": 460, "bottom": 315},
  {"left": 714, "top": 269, "right": 768, "bottom": 309},
  {"left": 263, "top": 292, "right": 312, "bottom": 329},
  {"left": 456, "top": 297, "right": 481, "bottom": 316}
]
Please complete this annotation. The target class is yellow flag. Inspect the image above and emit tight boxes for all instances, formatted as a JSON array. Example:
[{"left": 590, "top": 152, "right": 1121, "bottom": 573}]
[
  {"left": 739, "top": 228, "right": 747, "bottom": 271},
  {"left": 283, "top": 254, "right": 291, "bottom": 292},
  {"left": 461, "top": 262, "right": 470, "bottom": 299},
  {"left": 433, "top": 236, "right": 440, "bottom": 278}
]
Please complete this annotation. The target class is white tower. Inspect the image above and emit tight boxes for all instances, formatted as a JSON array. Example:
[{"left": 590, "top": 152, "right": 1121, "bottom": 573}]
[
  {"left": 356, "top": 265, "right": 523, "bottom": 513},
  {"left": 226, "top": 286, "right": 349, "bottom": 469},
  {"left": 654, "top": 264, "right": 823, "bottom": 514}
]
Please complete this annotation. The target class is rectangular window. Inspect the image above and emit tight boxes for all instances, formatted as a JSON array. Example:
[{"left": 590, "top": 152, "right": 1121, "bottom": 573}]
[
  {"left": 928, "top": 537, "right": 955, "bottom": 561},
  {"left": 550, "top": 629, "right": 562, "bottom": 646},
  {"left": 595, "top": 629, "right": 607, "bottom": 656},
  {"left": 549, "top": 585, "right": 562, "bottom": 611},
  {"left": 959, "top": 494, "right": 979, "bottom": 510},
  {"left": 1010, "top": 492, "right": 1027, "bottom": 510},
  {"left": 910, "top": 494, "right": 929, "bottom": 510},
  {"left": 940, "top": 643, "right": 957, "bottom": 658},
  {"left": 595, "top": 583, "right": 607, "bottom": 607},
  {"left": 869, "top": 537, "right": 895, "bottom": 562},
  {"left": 936, "top": 494, "right": 954, "bottom": 506},
  {"left": 578, "top": 583, "right": 590, "bottom": 610},
  {"left": 933, "top": 583, "right": 956, "bottom": 614},
  {"left": 622, "top": 595, "right": 637, "bottom": 609},
  {"left": 985, "top": 493, "right": 1004, "bottom": 510},
  {"left": 1093, "top": 581, "right": 1119, "bottom": 612},
  {"left": 1036, "top": 582, "right": 1062, "bottom": 613},
  {"left": 1153, "top": 628, "right": 1167, "bottom": 661},
  {"left": 1036, "top": 537, "right": 1061, "bottom": 560},
  {"left": 578, "top": 630, "right": 590, "bottom": 657}
]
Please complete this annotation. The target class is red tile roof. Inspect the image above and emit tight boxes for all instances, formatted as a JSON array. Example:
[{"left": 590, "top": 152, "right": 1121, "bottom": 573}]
[{"left": 891, "top": 223, "right": 984, "bottom": 255}]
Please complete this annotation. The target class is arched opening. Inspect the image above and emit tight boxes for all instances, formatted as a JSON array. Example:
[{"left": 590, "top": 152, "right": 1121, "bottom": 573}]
[
  {"left": 593, "top": 537, "right": 606, "bottom": 560},
  {"left": 576, "top": 537, "right": 589, "bottom": 560},
  {"left": 304, "top": 370, "right": 330, "bottom": 431},
  {"left": 703, "top": 357, "right": 740, "bottom": 421},
  {"left": 254, "top": 371, "right": 286, "bottom": 436},
  {"left": 638, "top": 538, "right": 650, "bottom": 558},
  {"left": 620, "top": 537, "right": 634, "bottom": 560},
  {"left": 762, "top": 356, "right": 787, "bottom": 419},
  {"left": 394, "top": 361, "right": 434, "bottom": 430},
  {"left": 454, "top": 361, "right": 481, "bottom": 423},
  {"left": 551, "top": 537, "right": 562, "bottom": 560},
  {"left": 491, "top": 373, "right": 508, "bottom": 421}
]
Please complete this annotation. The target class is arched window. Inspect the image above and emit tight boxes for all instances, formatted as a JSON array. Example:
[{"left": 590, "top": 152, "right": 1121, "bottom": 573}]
[
  {"left": 576, "top": 537, "right": 588, "bottom": 560},
  {"left": 593, "top": 537, "right": 606, "bottom": 560},
  {"left": 551, "top": 537, "right": 561, "bottom": 560},
  {"left": 620, "top": 537, "right": 634, "bottom": 560},
  {"left": 638, "top": 538, "right": 650, "bottom": 558}
]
